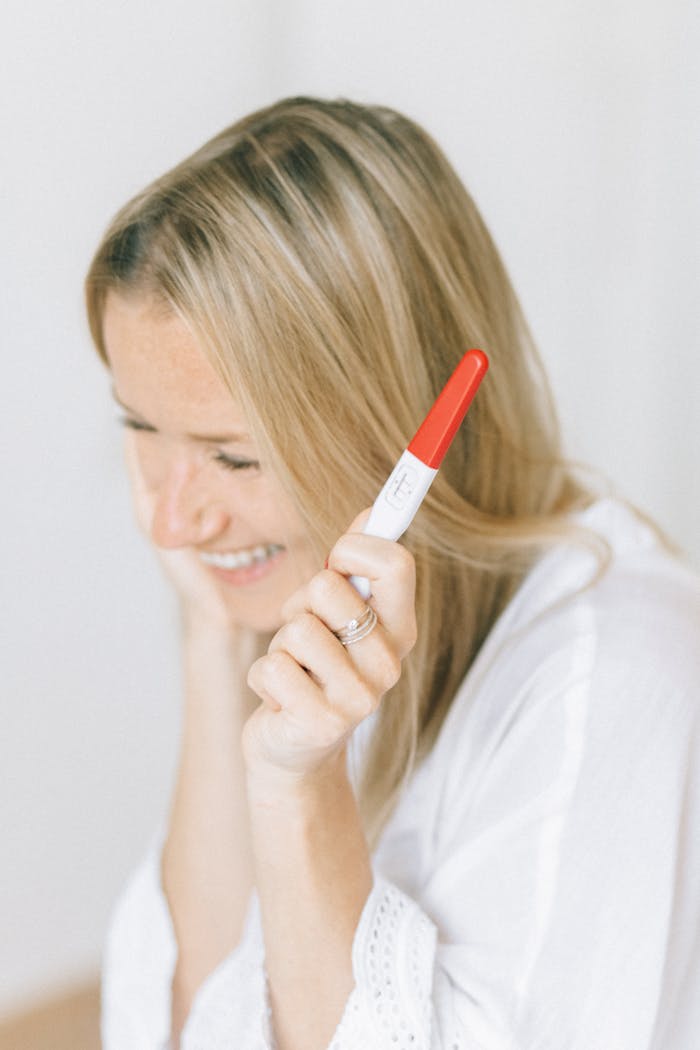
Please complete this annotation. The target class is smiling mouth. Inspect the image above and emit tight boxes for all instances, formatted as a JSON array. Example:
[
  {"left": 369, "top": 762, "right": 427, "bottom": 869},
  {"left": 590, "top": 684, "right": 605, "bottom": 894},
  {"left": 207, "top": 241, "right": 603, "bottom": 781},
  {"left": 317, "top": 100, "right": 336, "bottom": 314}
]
[{"left": 198, "top": 543, "right": 285, "bottom": 571}]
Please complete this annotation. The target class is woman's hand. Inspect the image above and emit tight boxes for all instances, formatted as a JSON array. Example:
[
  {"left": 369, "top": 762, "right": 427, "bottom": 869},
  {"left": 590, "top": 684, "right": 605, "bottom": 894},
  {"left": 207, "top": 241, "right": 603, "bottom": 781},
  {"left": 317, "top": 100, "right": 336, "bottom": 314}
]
[
  {"left": 241, "top": 509, "right": 418, "bottom": 795},
  {"left": 123, "top": 432, "right": 240, "bottom": 634}
]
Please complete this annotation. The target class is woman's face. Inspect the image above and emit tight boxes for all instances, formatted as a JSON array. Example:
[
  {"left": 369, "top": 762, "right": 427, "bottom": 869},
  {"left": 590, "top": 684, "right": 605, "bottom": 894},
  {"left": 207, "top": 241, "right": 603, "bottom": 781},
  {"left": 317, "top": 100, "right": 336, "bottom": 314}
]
[{"left": 102, "top": 292, "right": 320, "bottom": 632}]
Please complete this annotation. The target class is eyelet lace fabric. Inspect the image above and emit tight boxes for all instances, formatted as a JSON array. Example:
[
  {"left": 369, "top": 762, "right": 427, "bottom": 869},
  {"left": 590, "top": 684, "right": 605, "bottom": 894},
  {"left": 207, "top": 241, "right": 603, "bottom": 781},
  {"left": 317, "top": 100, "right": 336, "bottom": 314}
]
[
  {"left": 181, "top": 874, "right": 443, "bottom": 1050},
  {"left": 328, "top": 875, "right": 438, "bottom": 1049}
]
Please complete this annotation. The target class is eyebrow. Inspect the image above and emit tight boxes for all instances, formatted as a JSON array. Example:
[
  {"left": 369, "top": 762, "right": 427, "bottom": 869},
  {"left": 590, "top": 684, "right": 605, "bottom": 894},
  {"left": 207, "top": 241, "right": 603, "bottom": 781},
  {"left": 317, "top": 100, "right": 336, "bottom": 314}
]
[{"left": 111, "top": 387, "right": 252, "bottom": 445}]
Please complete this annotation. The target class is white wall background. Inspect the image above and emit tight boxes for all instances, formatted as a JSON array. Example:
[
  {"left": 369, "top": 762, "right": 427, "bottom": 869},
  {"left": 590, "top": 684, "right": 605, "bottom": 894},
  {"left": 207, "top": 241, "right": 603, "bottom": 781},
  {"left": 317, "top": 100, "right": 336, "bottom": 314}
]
[{"left": 1, "top": 0, "right": 698, "bottom": 1016}]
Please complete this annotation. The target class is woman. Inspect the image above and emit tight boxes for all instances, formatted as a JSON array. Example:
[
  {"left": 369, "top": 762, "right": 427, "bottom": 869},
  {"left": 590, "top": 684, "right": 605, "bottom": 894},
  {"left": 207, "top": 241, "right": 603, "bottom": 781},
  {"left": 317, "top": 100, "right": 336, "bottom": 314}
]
[{"left": 85, "top": 97, "right": 700, "bottom": 1050}]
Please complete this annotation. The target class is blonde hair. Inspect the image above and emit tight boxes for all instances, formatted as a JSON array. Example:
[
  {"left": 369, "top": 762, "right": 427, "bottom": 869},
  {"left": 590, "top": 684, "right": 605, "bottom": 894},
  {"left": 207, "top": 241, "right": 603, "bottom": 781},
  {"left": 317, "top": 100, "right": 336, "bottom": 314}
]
[{"left": 86, "top": 96, "right": 600, "bottom": 849}]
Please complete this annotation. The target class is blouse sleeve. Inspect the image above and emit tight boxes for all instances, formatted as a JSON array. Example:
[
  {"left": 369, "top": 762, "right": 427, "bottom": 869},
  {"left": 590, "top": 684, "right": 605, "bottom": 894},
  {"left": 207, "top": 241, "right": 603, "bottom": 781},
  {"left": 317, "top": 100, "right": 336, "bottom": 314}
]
[
  {"left": 100, "top": 820, "right": 271, "bottom": 1050},
  {"left": 100, "top": 822, "right": 178, "bottom": 1049}
]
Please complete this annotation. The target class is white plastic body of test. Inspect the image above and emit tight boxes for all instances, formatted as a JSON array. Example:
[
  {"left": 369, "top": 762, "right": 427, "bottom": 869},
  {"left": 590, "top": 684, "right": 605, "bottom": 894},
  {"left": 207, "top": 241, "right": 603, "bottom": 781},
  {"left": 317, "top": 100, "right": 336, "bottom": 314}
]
[{"left": 348, "top": 448, "right": 438, "bottom": 599}]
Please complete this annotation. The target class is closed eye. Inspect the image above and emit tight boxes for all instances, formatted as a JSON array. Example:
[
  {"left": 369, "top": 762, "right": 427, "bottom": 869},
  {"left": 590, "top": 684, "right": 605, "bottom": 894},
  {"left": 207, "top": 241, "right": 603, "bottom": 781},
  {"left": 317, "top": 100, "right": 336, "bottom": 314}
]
[
  {"left": 211, "top": 452, "right": 260, "bottom": 472},
  {"left": 116, "top": 416, "right": 260, "bottom": 472},
  {"left": 117, "top": 416, "right": 154, "bottom": 433}
]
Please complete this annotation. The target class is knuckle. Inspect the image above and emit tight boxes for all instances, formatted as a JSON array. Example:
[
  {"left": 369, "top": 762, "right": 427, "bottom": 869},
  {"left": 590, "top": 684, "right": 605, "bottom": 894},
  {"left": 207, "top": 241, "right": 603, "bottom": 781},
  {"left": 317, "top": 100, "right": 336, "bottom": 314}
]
[
  {"left": 393, "top": 543, "right": 416, "bottom": 580},
  {"left": 287, "top": 611, "right": 319, "bottom": 647},
  {"left": 404, "top": 621, "right": 418, "bottom": 654},
  {"left": 245, "top": 658, "right": 260, "bottom": 690},
  {"left": 329, "top": 707, "right": 351, "bottom": 740},
  {"left": 263, "top": 650, "right": 291, "bottom": 685},
  {"left": 377, "top": 647, "right": 402, "bottom": 691},
  {"left": 315, "top": 707, "right": 349, "bottom": 749},
  {"left": 309, "top": 568, "right": 345, "bottom": 607},
  {"left": 247, "top": 655, "right": 272, "bottom": 693},
  {"left": 355, "top": 680, "right": 379, "bottom": 719}
]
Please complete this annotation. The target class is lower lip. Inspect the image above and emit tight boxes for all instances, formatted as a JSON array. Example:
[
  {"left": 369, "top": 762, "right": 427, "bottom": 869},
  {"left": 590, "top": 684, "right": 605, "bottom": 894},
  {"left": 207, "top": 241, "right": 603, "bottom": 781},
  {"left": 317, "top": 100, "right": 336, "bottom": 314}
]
[{"left": 205, "top": 548, "right": 286, "bottom": 587}]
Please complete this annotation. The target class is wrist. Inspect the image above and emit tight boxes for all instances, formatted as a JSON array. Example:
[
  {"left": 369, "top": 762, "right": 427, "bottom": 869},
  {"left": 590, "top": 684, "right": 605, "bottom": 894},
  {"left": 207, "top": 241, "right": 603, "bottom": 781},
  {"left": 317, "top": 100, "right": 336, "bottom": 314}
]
[
  {"left": 180, "top": 604, "right": 236, "bottom": 641},
  {"left": 180, "top": 608, "right": 274, "bottom": 655},
  {"left": 245, "top": 747, "right": 351, "bottom": 812},
  {"left": 180, "top": 615, "right": 263, "bottom": 724}
]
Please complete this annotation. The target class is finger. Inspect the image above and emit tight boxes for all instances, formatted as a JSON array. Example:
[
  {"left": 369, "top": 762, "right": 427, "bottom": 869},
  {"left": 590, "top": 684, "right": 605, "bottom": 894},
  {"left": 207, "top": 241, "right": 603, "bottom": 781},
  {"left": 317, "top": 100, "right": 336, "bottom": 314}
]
[
  {"left": 267, "top": 612, "right": 379, "bottom": 724},
  {"left": 326, "top": 534, "right": 417, "bottom": 658},
  {"left": 247, "top": 650, "right": 352, "bottom": 747},
  {"left": 279, "top": 570, "right": 403, "bottom": 699}
]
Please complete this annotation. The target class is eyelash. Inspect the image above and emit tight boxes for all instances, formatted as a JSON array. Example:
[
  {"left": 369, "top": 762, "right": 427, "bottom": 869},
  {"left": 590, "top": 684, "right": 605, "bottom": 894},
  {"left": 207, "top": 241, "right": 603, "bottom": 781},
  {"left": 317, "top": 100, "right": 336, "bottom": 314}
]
[{"left": 116, "top": 416, "right": 260, "bottom": 472}]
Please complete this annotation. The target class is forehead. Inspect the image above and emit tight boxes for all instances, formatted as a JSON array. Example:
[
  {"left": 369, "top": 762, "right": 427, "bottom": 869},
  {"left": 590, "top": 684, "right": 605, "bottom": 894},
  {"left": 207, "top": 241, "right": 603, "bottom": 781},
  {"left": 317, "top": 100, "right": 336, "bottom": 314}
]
[{"left": 102, "top": 292, "right": 245, "bottom": 430}]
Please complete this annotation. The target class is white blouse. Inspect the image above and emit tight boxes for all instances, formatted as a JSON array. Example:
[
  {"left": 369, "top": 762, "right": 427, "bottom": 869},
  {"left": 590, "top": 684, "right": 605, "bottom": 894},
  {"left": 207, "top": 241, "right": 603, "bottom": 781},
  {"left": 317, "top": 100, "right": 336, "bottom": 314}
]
[{"left": 100, "top": 499, "right": 700, "bottom": 1049}]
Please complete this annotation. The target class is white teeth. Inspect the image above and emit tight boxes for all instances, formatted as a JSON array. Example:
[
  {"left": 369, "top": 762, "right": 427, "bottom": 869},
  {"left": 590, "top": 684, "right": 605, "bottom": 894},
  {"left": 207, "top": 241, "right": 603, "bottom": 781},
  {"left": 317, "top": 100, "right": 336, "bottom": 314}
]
[{"left": 199, "top": 543, "right": 283, "bottom": 570}]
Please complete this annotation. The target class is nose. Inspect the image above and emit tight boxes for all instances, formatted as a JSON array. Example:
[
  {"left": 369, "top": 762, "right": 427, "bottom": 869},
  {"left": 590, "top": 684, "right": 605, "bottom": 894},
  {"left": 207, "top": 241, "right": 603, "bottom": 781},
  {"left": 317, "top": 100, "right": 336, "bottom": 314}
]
[{"left": 149, "top": 453, "right": 229, "bottom": 549}]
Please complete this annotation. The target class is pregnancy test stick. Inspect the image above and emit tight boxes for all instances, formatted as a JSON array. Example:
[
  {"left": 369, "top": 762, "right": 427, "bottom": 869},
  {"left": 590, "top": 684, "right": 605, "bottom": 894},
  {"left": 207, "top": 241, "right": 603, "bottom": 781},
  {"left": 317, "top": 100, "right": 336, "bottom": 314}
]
[{"left": 349, "top": 349, "right": 489, "bottom": 599}]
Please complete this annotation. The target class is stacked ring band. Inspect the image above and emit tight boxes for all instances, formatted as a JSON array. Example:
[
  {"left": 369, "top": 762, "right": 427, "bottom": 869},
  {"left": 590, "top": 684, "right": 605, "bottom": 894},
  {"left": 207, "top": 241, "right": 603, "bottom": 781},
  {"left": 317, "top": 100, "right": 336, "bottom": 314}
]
[{"left": 334, "top": 605, "right": 378, "bottom": 646}]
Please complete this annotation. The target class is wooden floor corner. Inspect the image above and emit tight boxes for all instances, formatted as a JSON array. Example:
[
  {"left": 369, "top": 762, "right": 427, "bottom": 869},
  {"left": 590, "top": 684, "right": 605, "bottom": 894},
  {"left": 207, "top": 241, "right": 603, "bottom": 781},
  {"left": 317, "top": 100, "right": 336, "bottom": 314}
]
[{"left": 0, "top": 980, "right": 101, "bottom": 1050}]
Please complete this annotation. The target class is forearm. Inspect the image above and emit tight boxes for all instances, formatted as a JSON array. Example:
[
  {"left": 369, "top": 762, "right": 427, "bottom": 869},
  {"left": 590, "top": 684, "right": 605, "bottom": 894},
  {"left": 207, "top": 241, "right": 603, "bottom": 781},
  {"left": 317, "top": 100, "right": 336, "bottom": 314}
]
[
  {"left": 162, "top": 620, "right": 264, "bottom": 994},
  {"left": 247, "top": 750, "right": 374, "bottom": 1050}
]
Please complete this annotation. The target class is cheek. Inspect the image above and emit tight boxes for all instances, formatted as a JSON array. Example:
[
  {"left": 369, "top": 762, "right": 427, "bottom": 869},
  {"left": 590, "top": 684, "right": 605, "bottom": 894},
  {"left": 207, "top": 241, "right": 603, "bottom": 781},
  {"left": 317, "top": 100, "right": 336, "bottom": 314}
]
[
  {"left": 244, "top": 480, "right": 297, "bottom": 533},
  {"left": 235, "top": 476, "right": 316, "bottom": 563}
]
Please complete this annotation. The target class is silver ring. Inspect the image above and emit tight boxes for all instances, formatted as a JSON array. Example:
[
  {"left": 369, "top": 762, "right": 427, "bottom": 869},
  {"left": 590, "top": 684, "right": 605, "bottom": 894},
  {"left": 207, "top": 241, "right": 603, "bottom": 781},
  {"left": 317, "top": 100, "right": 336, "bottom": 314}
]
[{"left": 334, "top": 605, "right": 378, "bottom": 646}]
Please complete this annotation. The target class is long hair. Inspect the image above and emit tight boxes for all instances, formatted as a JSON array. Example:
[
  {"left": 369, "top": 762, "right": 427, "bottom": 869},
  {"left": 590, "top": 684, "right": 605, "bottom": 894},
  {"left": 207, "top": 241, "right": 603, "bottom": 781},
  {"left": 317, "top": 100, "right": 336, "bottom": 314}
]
[{"left": 86, "top": 96, "right": 599, "bottom": 849}]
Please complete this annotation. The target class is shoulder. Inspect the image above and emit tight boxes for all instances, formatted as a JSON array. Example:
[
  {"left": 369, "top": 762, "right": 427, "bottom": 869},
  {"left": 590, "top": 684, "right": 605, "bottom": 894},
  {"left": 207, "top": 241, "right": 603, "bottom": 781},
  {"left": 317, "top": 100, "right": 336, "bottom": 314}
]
[
  {"left": 564, "top": 499, "right": 699, "bottom": 704},
  {"left": 497, "top": 497, "right": 700, "bottom": 698},
  {"left": 432, "top": 499, "right": 700, "bottom": 808}
]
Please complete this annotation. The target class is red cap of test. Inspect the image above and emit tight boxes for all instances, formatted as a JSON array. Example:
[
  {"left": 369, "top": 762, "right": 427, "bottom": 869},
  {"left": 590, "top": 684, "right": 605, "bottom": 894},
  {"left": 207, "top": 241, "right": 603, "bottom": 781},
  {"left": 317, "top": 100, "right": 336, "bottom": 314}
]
[{"left": 407, "top": 349, "right": 488, "bottom": 469}]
